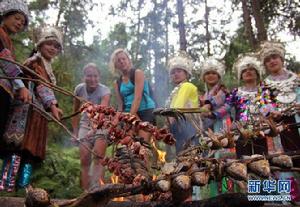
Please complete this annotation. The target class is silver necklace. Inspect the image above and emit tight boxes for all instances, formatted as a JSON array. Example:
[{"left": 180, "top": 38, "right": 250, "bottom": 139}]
[{"left": 265, "top": 72, "right": 299, "bottom": 104}]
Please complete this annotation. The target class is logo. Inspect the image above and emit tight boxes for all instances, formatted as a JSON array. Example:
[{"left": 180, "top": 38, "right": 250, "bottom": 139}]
[{"left": 247, "top": 179, "right": 291, "bottom": 202}]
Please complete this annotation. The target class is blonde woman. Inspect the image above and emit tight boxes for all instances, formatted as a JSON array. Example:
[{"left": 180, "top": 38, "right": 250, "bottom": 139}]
[{"left": 109, "top": 48, "right": 156, "bottom": 142}]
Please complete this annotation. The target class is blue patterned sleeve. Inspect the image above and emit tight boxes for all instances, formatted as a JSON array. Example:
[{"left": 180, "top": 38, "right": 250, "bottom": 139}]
[
  {"left": 0, "top": 48, "right": 22, "bottom": 77},
  {"left": 213, "top": 88, "right": 236, "bottom": 119},
  {"left": 36, "top": 84, "right": 57, "bottom": 109}
]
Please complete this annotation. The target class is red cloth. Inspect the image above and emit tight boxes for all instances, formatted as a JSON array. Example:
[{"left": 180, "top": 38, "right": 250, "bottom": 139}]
[{"left": 0, "top": 27, "right": 14, "bottom": 57}]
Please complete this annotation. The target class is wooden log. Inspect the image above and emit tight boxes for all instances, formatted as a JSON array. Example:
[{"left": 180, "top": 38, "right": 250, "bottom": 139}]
[{"left": 0, "top": 193, "right": 265, "bottom": 207}]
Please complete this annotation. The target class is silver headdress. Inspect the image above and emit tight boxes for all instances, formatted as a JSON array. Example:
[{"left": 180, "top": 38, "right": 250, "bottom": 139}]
[
  {"left": 167, "top": 50, "right": 194, "bottom": 76},
  {"left": 199, "top": 57, "right": 225, "bottom": 79},
  {"left": 0, "top": 0, "right": 29, "bottom": 27},
  {"left": 35, "top": 26, "right": 63, "bottom": 50},
  {"left": 233, "top": 53, "right": 264, "bottom": 81},
  {"left": 258, "top": 41, "right": 285, "bottom": 62}
]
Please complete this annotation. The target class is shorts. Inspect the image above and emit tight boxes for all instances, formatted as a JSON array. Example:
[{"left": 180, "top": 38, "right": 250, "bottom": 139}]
[{"left": 78, "top": 124, "right": 107, "bottom": 146}]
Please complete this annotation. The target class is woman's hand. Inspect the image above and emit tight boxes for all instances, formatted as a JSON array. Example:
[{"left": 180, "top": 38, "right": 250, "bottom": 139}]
[
  {"left": 200, "top": 104, "right": 214, "bottom": 118},
  {"left": 271, "top": 111, "right": 282, "bottom": 120},
  {"left": 202, "top": 104, "right": 211, "bottom": 111},
  {"left": 201, "top": 111, "right": 213, "bottom": 118},
  {"left": 72, "top": 128, "right": 79, "bottom": 138},
  {"left": 17, "top": 87, "right": 32, "bottom": 103},
  {"left": 51, "top": 104, "right": 63, "bottom": 120}
]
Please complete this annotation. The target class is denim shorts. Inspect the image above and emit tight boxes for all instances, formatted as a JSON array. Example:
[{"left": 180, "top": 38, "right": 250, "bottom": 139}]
[{"left": 78, "top": 124, "right": 107, "bottom": 145}]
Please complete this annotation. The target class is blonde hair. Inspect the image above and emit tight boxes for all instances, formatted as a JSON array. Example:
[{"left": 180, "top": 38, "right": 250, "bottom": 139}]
[
  {"left": 83, "top": 62, "right": 100, "bottom": 76},
  {"left": 109, "top": 48, "right": 132, "bottom": 75}
]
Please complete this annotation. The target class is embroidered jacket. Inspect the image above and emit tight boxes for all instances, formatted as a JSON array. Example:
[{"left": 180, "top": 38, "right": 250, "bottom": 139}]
[
  {"left": 0, "top": 27, "right": 24, "bottom": 97},
  {"left": 200, "top": 84, "right": 228, "bottom": 111},
  {"left": 24, "top": 55, "right": 57, "bottom": 109},
  {"left": 215, "top": 83, "right": 276, "bottom": 123}
]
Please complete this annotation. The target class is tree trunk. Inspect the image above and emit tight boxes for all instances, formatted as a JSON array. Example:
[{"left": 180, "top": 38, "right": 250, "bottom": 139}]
[
  {"left": 134, "top": 0, "right": 143, "bottom": 62},
  {"left": 204, "top": 0, "right": 211, "bottom": 56},
  {"left": 241, "top": 0, "right": 257, "bottom": 49},
  {"left": 164, "top": 0, "right": 169, "bottom": 64},
  {"left": 251, "top": 0, "right": 268, "bottom": 43},
  {"left": 152, "top": 0, "right": 169, "bottom": 107},
  {"left": 177, "top": 0, "right": 187, "bottom": 51},
  {"left": 55, "top": 0, "right": 63, "bottom": 26}
]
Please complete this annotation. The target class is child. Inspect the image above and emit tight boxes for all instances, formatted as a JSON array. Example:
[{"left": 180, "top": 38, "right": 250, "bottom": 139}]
[
  {"left": 166, "top": 51, "right": 199, "bottom": 153},
  {"left": 198, "top": 58, "right": 233, "bottom": 199},
  {"left": 18, "top": 26, "right": 63, "bottom": 189},
  {"left": 221, "top": 54, "right": 267, "bottom": 158}
]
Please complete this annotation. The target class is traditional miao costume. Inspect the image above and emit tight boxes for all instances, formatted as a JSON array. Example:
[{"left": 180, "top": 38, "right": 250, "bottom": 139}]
[
  {"left": 195, "top": 58, "right": 234, "bottom": 199},
  {"left": 166, "top": 51, "right": 199, "bottom": 153},
  {"left": 1, "top": 26, "right": 63, "bottom": 191},
  {"left": 260, "top": 41, "right": 300, "bottom": 202},
  {"left": 0, "top": 0, "right": 30, "bottom": 192}
]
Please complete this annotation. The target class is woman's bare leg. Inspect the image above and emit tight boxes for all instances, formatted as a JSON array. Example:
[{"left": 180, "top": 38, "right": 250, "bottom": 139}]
[
  {"left": 79, "top": 142, "right": 92, "bottom": 190},
  {"left": 91, "top": 137, "right": 107, "bottom": 186}
]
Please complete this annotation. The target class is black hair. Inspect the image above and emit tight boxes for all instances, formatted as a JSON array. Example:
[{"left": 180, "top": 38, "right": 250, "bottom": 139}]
[
  {"left": 29, "top": 48, "right": 38, "bottom": 58},
  {"left": 241, "top": 67, "right": 260, "bottom": 81},
  {"left": 0, "top": 11, "right": 28, "bottom": 26}
]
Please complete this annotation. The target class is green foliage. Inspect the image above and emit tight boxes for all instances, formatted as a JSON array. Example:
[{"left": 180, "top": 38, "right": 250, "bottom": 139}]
[
  {"left": 259, "top": 0, "right": 300, "bottom": 36},
  {"left": 11, "top": 32, "right": 34, "bottom": 62},
  {"left": 224, "top": 28, "right": 252, "bottom": 70},
  {"left": 186, "top": 0, "right": 233, "bottom": 61},
  {"left": 31, "top": 144, "right": 82, "bottom": 198},
  {"left": 0, "top": 145, "right": 82, "bottom": 198},
  {"left": 286, "top": 56, "right": 300, "bottom": 74}
]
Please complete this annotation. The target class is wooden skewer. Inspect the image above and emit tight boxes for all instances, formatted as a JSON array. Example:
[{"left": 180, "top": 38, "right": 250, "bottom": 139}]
[
  {"left": 0, "top": 75, "right": 83, "bottom": 121},
  {"left": 0, "top": 57, "right": 84, "bottom": 102},
  {"left": 156, "top": 107, "right": 209, "bottom": 113},
  {"left": 29, "top": 102, "right": 103, "bottom": 159}
]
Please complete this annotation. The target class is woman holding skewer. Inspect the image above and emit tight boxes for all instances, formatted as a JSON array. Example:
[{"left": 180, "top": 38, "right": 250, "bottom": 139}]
[
  {"left": 220, "top": 53, "right": 270, "bottom": 158},
  {"left": 0, "top": 0, "right": 31, "bottom": 192},
  {"left": 197, "top": 58, "right": 234, "bottom": 199},
  {"left": 14, "top": 26, "right": 63, "bottom": 190},
  {"left": 166, "top": 50, "right": 199, "bottom": 153},
  {"left": 72, "top": 63, "right": 111, "bottom": 190},
  {"left": 259, "top": 41, "right": 300, "bottom": 202}
]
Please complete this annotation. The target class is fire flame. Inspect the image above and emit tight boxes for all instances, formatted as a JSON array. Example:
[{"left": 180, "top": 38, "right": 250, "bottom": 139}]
[
  {"left": 99, "top": 178, "right": 105, "bottom": 185},
  {"left": 111, "top": 174, "right": 124, "bottom": 202},
  {"left": 111, "top": 174, "right": 118, "bottom": 184},
  {"left": 151, "top": 139, "right": 166, "bottom": 163}
]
